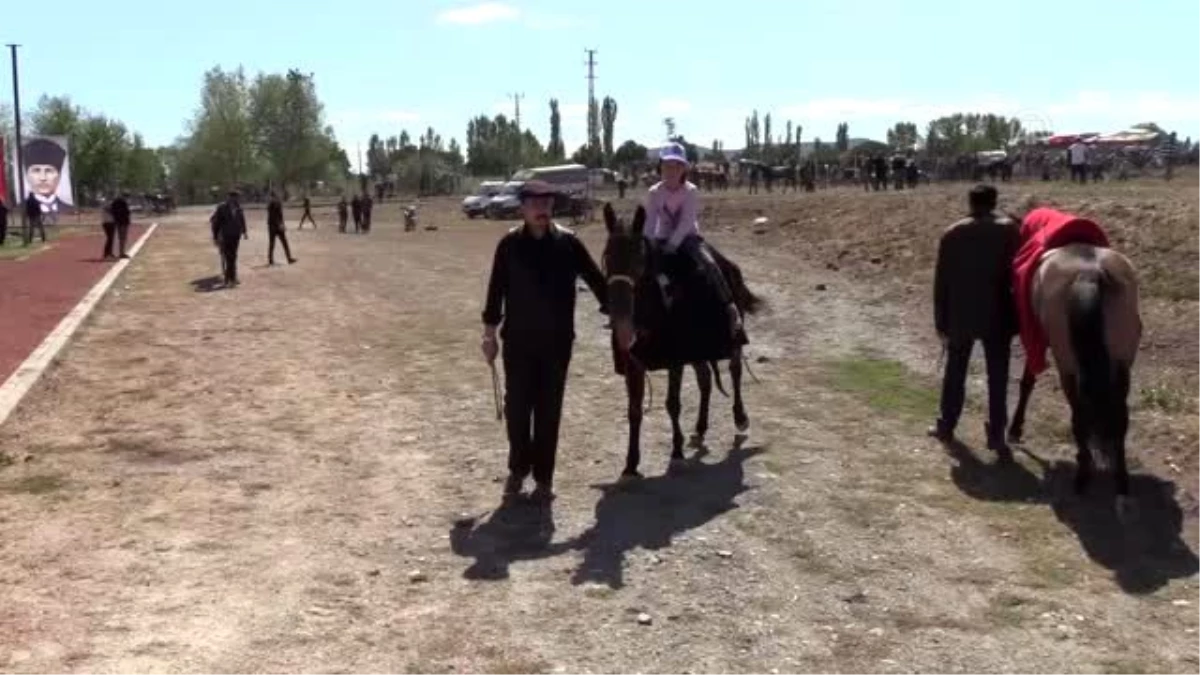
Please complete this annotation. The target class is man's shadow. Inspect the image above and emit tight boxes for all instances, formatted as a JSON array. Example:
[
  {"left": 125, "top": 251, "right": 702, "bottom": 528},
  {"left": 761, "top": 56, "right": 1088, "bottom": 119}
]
[
  {"left": 449, "top": 499, "right": 570, "bottom": 581},
  {"left": 189, "top": 275, "right": 226, "bottom": 293},
  {"left": 945, "top": 439, "right": 1043, "bottom": 503},
  {"left": 946, "top": 439, "right": 1198, "bottom": 595},
  {"left": 566, "top": 441, "right": 766, "bottom": 589}
]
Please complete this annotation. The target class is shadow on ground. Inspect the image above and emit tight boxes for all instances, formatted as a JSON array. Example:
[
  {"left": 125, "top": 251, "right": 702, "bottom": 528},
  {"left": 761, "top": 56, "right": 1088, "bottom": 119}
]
[
  {"left": 189, "top": 275, "right": 226, "bottom": 293},
  {"left": 567, "top": 442, "right": 766, "bottom": 589},
  {"left": 945, "top": 439, "right": 1199, "bottom": 595},
  {"left": 449, "top": 499, "right": 567, "bottom": 581}
]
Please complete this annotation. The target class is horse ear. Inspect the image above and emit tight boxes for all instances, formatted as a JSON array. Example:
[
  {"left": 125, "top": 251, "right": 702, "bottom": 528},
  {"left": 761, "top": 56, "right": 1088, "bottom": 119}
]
[
  {"left": 632, "top": 205, "right": 646, "bottom": 235},
  {"left": 603, "top": 202, "right": 617, "bottom": 233}
]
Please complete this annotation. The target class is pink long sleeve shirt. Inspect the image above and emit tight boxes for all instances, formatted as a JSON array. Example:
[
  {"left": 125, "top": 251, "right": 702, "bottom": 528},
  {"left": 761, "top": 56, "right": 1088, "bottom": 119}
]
[{"left": 643, "top": 180, "right": 700, "bottom": 253}]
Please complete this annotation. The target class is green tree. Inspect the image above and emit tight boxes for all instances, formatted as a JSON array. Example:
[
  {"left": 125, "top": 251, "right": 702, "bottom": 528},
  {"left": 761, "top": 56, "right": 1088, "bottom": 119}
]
[
  {"left": 249, "top": 69, "right": 330, "bottom": 189},
  {"left": 546, "top": 99, "right": 565, "bottom": 161},
  {"left": 612, "top": 139, "right": 648, "bottom": 172},
  {"left": 600, "top": 96, "right": 618, "bottom": 166},
  {"left": 836, "top": 122, "right": 850, "bottom": 152}
]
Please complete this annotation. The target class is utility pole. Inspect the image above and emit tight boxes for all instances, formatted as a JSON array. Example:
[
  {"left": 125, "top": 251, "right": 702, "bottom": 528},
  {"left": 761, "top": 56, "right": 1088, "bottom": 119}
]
[
  {"left": 584, "top": 48, "right": 598, "bottom": 162},
  {"left": 510, "top": 92, "right": 524, "bottom": 172},
  {"left": 7, "top": 44, "right": 26, "bottom": 242}
]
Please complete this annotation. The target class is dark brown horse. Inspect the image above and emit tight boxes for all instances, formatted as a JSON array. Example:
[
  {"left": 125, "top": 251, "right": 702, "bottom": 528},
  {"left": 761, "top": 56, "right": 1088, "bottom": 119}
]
[
  {"left": 1007, "top": 243, "right": 1142, "bottom": 516},
  {"left": 602, "top": 202, "right": 764, "bottom": 480}
]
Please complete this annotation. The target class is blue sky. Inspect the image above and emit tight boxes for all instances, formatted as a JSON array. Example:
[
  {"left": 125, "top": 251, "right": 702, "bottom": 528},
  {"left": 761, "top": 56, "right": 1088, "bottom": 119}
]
[{"left": 4, "top": 0, "right": 1198, "bottom": 154}]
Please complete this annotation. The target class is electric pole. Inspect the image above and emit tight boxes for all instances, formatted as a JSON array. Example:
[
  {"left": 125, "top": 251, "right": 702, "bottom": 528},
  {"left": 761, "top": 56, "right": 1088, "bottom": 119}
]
[
  {"left": 510, "top": 92, "right": 524, "bottom": 171},
  {"left": 7, "top": 44, "right": 28, "bottom": 243},
  {"left": 585, "top": 48, "right": 598, "bottom": 163}
]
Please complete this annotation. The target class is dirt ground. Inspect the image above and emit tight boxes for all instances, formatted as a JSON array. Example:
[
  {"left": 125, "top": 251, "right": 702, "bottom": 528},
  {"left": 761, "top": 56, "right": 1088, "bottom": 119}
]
[{"left": 0, "top": 184, "right": 1196, "bottom": 674}]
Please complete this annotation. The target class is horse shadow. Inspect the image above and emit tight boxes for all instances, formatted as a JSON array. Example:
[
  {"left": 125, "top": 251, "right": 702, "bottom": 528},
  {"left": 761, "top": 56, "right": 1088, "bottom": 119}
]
[
  {"left": 189, "top": 275, "right": 226, "bottom": 293},
  {"left": 1042, "top": 461, "right": 1199, "bottom": 595},
  {"left": 566, "top": 442, "right": 766, "bottom": 589},
  {"left": 946, "top": 439, "right": 1198, "bottom": 595},
  {"left": 448, "top": 498, "right": 569, "bottom": 581}
]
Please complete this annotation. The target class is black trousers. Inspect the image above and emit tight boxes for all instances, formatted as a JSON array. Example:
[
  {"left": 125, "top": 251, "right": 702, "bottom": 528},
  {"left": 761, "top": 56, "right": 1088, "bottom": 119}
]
[
  {"left": 268, "top": 226, "right": 293, "bottom": 263},
  {"left": 298, "top": 210, "right": 316, "bottom": 228},
  {"left": 503, "top": 341, "right": 573, "bottom": 486},
  {"left": 0, "top": 213, "right": 7, "bottom": 245},
  {"left": 938, "top": 334, "right": 1011, "bottom": 437},
  {"left": 102, "top": 222, "right": 117, "bottom": 257},
  {"left": 116, "top": 222, "right": 130, "bottom": 256},
  {"left": 25, "top": 214, "right": 46, "bottom": 243},
  {"left": 219, "top": 236, "right": 241, "bottom": 284},
  {"left": 338, "top": 212, "right": 348, "bottom": 232}
]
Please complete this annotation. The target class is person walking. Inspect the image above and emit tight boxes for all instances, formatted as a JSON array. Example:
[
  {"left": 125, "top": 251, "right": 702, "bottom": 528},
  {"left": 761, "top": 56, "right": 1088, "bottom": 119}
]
[
  {"left": 266, "top": 192, "right": 297, "bottom": 266},
  {"left": 210, "top": 190, "right": 248, "bottom": 287},
  {"left": 929, "top": 185, "right": 1021, "bottom": 454},
  {"left": 101, "top": 199, "right": 117, "bottom": 259},
  {"left": 337, "top": 194, "right": 349, "bottom": 232},
  {"left": 298, "top": 194, "right": 317, "bottom": 229},
  {"left": 111, "top": 192, "right": 132, "bottom": 259},
  {"left": 480, "top": 180, "right": 607, "bottom": 503},
  {"left": 23, "top": 191, "right": 46, "bottom": 244}
]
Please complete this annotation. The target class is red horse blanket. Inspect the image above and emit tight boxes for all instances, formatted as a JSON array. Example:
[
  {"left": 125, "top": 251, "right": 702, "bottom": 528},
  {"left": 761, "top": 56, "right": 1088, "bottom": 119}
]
[{"left": 1014, "top": 207, "right": 1110, "bottom": 376}]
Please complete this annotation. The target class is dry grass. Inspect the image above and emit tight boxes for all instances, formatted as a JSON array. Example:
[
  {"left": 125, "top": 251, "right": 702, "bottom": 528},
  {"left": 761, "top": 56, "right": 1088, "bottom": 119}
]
[{"left": 0, "top": 193, "right": 1193, "bottom": 673}]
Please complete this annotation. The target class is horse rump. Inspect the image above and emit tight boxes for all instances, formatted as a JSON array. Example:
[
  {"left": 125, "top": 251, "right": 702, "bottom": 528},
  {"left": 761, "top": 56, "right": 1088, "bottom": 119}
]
[
  {"left": 1066, "top": 269, "right": 1129, "bottom": 468},
  {"left": 705, "top": 243, "right": 765, "bottom": 315}
]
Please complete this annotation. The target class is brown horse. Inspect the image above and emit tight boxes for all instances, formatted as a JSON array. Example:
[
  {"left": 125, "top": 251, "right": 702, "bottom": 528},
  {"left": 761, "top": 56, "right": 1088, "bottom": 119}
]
[
  {"left": 1007, "top": 243, "right": 1142, "bottom": 513},
  {"left": 602, "top": 202, "right": 764, "bottom": 480}
]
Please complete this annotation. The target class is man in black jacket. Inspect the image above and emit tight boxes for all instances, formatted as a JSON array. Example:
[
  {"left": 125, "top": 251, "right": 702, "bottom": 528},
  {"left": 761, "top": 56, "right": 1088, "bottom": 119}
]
[
  {"left": 929, "top": 185, "right": 1021, "bottom": 454},
  {"left": 350, "top": 194, "right": 362, "bottom": 233},
  {"left": 24, "top": 192, "right": 46, "bottom": 244},
  {"left": 266, "top": 192, "right": 297, "bottom": 265},
  {"left": 210, "top": 190, "right": 248, "bottom": 287},
  {"left": 111, "top": 192, "right": 132, "bottom": 259},
  {"left": 481, "top": 180, "right": 607, "bottom": 503}
]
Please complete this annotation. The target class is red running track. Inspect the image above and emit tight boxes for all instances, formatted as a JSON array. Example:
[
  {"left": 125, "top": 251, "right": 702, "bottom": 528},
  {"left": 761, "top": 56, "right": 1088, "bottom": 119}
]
[{"left": 0, "top": 225, "right": 147, "bottom": 384}]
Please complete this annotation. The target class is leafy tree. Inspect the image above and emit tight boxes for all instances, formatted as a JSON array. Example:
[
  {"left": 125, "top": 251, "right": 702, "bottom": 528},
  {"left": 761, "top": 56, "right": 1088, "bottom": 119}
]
[
  {"left": 612, "top": 139, "right": 648, "bottom": 172},
  {"left": 600, "top": 96, "right": 618, "bottom": 166},
  {"left": 249, "top": 69, "right": 329, "bottom": 189},
  {"left": 546, "top": 99, "right": 565, "bottom": 161},
  {"left": 836, "top": 122, "right": 850, "bottom": 152}
]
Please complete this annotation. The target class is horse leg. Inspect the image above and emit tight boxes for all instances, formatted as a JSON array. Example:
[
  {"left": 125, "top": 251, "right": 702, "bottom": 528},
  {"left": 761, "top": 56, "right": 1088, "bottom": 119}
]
[
  {"left": 1113, "top": 364, "right": 1133, "bottom": 520},
  {"left": 730, "top": 348, "right": 749, "bottom": 434},
  {"left": 1007, "top": 368, "right": 1036, "bottom": 444},
  {"left": 1062, "top": 373, "right": 1093, "bottom": 495},
  {"left": 692, "top": 362, "right": 712, "bottom": 446},
  {"left": 666, "top": 365, "right": 686, "bottom": 467},
  {"left": 622, "top": 364, "right": 645, "bottom": 481}
]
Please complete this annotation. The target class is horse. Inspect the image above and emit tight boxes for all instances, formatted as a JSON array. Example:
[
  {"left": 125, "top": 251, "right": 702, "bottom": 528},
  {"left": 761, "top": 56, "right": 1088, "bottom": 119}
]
[
  {"left": 602, "top": 202, "right": 765, "bottom": 480},
  {"left": 1006, "top": 242, "right": 1142, "bottom": 514}
]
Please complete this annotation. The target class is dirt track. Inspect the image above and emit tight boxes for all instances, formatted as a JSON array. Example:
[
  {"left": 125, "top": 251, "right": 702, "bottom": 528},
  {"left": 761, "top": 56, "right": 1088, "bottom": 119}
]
[{"left": 0, "top": 189, "right": 1196, "bottom": 673}]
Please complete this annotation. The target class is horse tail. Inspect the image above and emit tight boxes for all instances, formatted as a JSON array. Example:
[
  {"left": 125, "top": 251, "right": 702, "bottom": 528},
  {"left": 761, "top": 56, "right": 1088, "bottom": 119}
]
[
  {"left": 1067, "top": 269, "right": 1115, "bottom": 467},
  {"left": 710, "top": 247, "right": 766, "bottom": 315},
  {"left": 709, "top": 360, "right": 729, "bottom": 398}
]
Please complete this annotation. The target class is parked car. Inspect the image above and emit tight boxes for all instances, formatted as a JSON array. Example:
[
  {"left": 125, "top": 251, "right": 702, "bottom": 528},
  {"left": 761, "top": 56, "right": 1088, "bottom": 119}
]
[
  {"left": 462, "top": 181, "right": 504, "bottom": 218},
  {"left": 485, "top": 181, "right": 524, "bottom": 220}
]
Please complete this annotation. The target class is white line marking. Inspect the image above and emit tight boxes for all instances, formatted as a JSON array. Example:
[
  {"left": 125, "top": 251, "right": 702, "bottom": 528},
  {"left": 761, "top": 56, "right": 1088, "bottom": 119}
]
[{"left": 0, "top": 222, "right": 160, "bottom": 428}]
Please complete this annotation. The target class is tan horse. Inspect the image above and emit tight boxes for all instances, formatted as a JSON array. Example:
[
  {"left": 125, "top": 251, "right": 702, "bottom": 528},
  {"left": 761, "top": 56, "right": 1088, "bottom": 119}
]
[{"left": 1008, "top": 243, "right": 1142, "bottom": 512}]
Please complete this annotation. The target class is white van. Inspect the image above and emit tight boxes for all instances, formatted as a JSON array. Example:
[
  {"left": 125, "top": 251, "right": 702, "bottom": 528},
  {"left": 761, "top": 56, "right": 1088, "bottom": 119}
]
[{"left": 511, "top": 163, "right": 590, "bottom": 195}]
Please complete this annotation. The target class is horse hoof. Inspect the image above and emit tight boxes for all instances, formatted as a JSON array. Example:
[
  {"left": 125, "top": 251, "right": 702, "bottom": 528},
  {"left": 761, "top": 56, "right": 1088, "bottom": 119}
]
[
  {"left": 618, "top": 471, "right": 643, "bottom": 485},
  {"left": 688, "top": 433, "right": 706, "bottom": 449},
  {"left": 735, "top": 419, "right": 750, "bottom": 434}
]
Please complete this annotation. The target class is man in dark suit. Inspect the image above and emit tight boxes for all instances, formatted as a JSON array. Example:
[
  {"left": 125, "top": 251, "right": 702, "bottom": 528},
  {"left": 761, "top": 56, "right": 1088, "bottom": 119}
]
[
  {"left": 929, "top": 185, "right": 1021, "bottom": 454},
  {"left": 480, "top": 180, "right": 608, "bottom": 503},
  {"left": 266, "top": 191, "right": 297, "bottom": 266},
  {"left": 111, "top": 192, "right": 132, "bottom": 259},
  {"left": 350, "top": 194, "right": 363, "bottom": 233},
  {"left": 23, "top": 138, "right": 73, "bottom": 220},
  {"left": 298, "top": 194, "right": 317, "bottom": 229},
  {"left": 23, "top": 192, "right": 46, "bottom": 244},
  {"left": 210, "top": 190, "right": 248, "bottom": 287}
]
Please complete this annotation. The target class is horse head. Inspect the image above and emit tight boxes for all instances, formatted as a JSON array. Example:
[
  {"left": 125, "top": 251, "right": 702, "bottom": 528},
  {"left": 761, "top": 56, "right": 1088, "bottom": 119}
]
[{"left": 602, "top": 202, "right": 650, "bottom": 353}]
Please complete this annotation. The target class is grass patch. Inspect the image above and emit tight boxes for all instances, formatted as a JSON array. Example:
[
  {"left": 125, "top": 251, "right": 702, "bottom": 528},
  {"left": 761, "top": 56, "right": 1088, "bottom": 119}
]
[
  {"left": 825, "top": 355, "right": 938, "bottom": 421},
  {"left": 5, "top": 473, "right": 66, "bottom": 495},
  {"left": 1138, "top": 383, "right": 1192, "bottom": 414},
  {"left": 0, "top": 238, "right": 51, "bottom": 260}
]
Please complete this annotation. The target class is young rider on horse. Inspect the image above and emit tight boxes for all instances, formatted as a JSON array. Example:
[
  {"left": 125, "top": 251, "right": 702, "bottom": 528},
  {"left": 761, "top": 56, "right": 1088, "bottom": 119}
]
[{"left": 643, "top": 142, "right": 742, "bottom": 338}]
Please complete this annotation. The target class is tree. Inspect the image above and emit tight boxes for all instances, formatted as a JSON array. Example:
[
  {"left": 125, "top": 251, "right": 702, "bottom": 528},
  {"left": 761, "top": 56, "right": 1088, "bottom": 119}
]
[
  {"left": 836, "top": 122, "right": 850, "bottom": 152},
  {"left": 186, "top": 66, "right": 259, "bottom": 188},
  {"left": 612, "top": 139, "right": 648, "bottom": 172},
  {"left": 600, "top": 96, "right": 618, "bottom": 166},
  {"left": 886, "top": 121, "right": 920, "bottom": 151},
  {"left": 763, "top": 113, "right": 773, "bottom": 154},
  {"left": 466, "top": 113, "right": 545, "bottom": 175},
  {"left": 249, "top": 68, "right": 330, "bottom": 189},
  {"left": 546, "top": 99, "right": 565, "bottom": 161}
]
